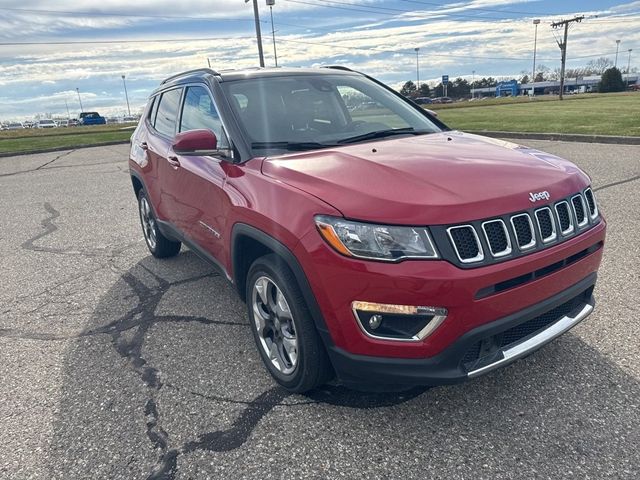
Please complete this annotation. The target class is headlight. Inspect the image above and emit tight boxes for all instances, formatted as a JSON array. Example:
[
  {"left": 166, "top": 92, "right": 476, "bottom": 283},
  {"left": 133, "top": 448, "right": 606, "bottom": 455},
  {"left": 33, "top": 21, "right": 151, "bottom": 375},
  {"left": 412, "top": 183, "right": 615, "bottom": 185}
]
[{"left": 315, "top": 215, "right": 439, "bottom": 261}]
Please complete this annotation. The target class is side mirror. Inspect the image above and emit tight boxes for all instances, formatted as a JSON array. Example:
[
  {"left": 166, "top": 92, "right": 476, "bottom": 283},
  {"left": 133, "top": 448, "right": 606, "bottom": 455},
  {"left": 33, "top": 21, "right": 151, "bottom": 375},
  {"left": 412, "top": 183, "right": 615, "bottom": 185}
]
[{"left": 172, "top": 129, "right": 218, "bottom": 155}]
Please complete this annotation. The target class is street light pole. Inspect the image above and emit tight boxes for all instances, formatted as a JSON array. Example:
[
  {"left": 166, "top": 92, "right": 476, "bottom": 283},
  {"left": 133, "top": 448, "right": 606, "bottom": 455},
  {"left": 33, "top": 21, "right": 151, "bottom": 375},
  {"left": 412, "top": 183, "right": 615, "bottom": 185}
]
[
  {"left": 246, "top": 0, "right": 265, "bottom": 67},
  {"left": 122, "top": 75, "right": 131, "bottom": 116},
  {"left": 615, "top": 39, "right": 621, "bottom": 68},
  {"left": 532, "top": 19, "right": 540, "bottom": 95},
  {"left": 76, "top": 87, "right": 83, "bottom": 113},
  {"left": 266, "top": 0, "right": 278, "bottom": 67},
  {"left": 472, "top": 70, "right": 475, "bottom": 98},
  {"left": 627, "top": 49, "right": 633, "bottom": 84},
  {"left": 414, "top": 47, "right": 420, "bottom": 90}
]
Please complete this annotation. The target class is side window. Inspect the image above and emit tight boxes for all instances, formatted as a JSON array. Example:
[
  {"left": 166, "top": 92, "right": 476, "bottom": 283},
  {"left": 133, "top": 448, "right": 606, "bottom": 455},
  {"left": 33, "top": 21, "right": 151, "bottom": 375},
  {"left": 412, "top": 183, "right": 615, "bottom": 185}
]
[
  {"left": 148, "top": 97, "right": 159, "bottom": 126},
  {"left": 179, "top": 86, "right": 228, "bottom": 147},
  {"left": 154, "top": 88, "right": 182, "bottom": 138},
  {"left": 337, "top": 85, "right": 410, "bottom": 130}
]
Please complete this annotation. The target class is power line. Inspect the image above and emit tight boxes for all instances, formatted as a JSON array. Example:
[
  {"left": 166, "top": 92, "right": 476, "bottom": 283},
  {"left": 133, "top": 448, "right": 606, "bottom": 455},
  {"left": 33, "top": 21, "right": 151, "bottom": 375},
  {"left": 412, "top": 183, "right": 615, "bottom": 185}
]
[{"left": 0, "top": 36, "right": 254, "bottom": 46}]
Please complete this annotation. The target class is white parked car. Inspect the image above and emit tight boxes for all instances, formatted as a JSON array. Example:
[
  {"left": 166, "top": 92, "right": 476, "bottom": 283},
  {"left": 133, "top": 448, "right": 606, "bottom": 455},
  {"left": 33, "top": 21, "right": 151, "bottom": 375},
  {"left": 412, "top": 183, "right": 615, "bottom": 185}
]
[
  {"left": 7, "top": 122, "right": 24, "bottom": 130},
  {"left": 37, "top": 119, "right": 57, "bottom": 129}
]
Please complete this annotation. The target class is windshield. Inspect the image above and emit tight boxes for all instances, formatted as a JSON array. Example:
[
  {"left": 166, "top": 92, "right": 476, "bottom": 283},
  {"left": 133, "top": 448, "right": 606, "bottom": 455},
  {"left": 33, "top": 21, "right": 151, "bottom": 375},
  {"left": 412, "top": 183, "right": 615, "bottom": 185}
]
[{"left": 222, "top": 74, "right": 442, "bottom": 152}]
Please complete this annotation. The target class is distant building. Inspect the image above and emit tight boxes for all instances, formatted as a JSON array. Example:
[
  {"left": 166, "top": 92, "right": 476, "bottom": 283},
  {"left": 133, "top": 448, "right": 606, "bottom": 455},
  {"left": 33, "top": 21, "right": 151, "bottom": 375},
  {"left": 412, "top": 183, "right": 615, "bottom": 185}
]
[{"left": 474, "top": 74, "right": 639, "bottom": 97}]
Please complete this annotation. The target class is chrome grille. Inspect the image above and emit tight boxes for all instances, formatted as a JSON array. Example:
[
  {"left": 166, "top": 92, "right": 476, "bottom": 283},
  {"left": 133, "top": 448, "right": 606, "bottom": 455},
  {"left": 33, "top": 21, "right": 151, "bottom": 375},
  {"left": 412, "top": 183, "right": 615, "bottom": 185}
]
[
  {"left": 555, "top": 201, "right": 574, "bottom": 235},
  {"left": 447, "top": 226, "right": 484, "bottom": 263},
  {"left": 584, "top": 188, "right": 598, "bottom": 219},
  {"left": 439, "top": 189, "right": 599, "bottom": 268},
  {"left": 510, "top": 214, "right": 536, "bottom": 250},
  {"left": 535, "top": 207, "right": 557, "bottom": 243},
  {"left": 482, "top": 220, "right": 511, "bottom": 257},
  {"left": 571, "top": 194, "right": 588, "bottom": 227}
]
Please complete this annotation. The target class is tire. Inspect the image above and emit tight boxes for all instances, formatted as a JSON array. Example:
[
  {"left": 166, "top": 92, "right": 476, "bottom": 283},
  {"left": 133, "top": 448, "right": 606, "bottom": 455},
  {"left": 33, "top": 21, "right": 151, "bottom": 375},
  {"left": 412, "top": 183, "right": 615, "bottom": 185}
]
[
  {"left": 137, "top": 189, "right": 181, "bottom": 258},
  {"left": 246, "top": 254, "right": 333, "bottom": 392}
]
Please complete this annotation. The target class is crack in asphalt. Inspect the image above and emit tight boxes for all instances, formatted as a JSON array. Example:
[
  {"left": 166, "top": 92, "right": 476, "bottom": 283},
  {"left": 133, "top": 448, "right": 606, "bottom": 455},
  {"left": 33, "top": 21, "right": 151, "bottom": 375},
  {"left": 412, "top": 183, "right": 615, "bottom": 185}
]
[
  {"left": 594, "top": 174, "right": 640, "bottom": 193},
  {"left": 11, "top": 199, "right": 428, "bottom": 479},
  {"left": 20, "top": 202, "right": 140, "bottom": 257},
  {"left": 0, "top": 149, "right": 75, "bottom": 178}
]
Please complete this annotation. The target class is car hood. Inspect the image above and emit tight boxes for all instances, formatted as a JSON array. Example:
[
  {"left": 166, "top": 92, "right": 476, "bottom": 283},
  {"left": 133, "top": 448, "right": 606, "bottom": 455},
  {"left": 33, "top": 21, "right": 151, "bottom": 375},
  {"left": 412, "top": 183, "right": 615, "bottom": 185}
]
[{"left": 261, "top": 131, "right": 591, "bottom": 225}]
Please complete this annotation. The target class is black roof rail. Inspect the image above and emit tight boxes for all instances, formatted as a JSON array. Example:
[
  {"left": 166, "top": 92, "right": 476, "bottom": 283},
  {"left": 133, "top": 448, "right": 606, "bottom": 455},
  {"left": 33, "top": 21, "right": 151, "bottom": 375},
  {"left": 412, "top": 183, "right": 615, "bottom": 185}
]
[
  {"left": 161, "top": 68, "right": 220, "bottom": 85},
  {"left": 322, "top": 65, "right": 356, "bottom": 72}
]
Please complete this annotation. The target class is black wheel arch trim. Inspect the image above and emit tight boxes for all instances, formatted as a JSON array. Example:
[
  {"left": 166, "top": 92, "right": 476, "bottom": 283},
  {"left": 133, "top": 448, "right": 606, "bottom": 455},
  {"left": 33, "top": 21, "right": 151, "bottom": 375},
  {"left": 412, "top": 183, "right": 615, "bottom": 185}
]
[{"left": 231, "top": 223, "right": 334, "bottom": 342}]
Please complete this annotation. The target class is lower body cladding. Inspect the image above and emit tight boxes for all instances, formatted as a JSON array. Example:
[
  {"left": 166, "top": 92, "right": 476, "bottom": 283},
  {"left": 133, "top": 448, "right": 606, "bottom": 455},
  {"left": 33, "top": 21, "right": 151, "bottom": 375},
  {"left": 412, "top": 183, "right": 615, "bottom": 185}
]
[{"left": 296, "top": 221, "right": 605, "bottom": 388}]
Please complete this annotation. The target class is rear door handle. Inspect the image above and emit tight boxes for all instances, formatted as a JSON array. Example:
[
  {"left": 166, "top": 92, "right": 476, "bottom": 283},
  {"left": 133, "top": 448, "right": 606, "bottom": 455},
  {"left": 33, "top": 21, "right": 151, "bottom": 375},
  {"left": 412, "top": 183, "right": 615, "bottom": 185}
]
[{"left": 167, "top": 156, "right": 181, "bottom": 168}]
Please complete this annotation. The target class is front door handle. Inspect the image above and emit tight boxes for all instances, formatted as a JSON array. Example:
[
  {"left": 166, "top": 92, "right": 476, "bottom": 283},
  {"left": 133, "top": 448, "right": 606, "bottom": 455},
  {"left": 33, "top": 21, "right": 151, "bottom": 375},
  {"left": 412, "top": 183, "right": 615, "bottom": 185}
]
[
  {"left": 139, "top": 142, "right": 148, "bottom": 150},
  {"left": 167, "top": 156, "right": 181, "bottom": 168}
]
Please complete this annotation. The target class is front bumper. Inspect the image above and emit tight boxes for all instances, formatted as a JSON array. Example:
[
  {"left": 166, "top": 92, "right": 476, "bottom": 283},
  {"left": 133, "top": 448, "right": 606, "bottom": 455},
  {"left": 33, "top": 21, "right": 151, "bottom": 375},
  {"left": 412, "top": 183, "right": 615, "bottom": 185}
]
[
  {"left": 296, "top": 219, "right": 605, "bottom": 359},
  {"left": 327, "top": 273, "right": 596, "bottom": 388}
]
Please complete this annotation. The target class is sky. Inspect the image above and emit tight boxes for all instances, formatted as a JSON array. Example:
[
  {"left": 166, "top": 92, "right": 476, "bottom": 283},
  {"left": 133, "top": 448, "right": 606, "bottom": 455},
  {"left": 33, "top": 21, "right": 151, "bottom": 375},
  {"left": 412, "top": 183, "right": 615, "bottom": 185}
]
[{"left": 0, "top": 0, "right": 638, "bottom": 120}]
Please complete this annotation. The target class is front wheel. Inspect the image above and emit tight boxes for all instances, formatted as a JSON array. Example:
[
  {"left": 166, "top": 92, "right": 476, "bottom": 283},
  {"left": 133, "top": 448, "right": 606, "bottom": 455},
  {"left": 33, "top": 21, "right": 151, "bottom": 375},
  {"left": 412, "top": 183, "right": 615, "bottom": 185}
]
[
  {"left": 246, "top": 254, "right": 333, "bottom": 392},
  {"left": 137, "top": 190, "right": 181, "bottom": 258}
]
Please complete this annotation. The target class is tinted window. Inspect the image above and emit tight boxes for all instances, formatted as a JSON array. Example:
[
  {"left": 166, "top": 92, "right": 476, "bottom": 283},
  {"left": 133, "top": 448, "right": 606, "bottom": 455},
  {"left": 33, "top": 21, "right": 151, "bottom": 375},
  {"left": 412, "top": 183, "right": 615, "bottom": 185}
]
[
  {"left": 222, "top": 74, "right": 440, "bottom": 148},
  {"left": 179, "top": 86, "right": 227, "bottom": 147},
  {"left": 154, "top": 88, "right": 182, "bottom": 137},
  {"left": 148, "top": 96, "right": 159, "bottom": 125}
]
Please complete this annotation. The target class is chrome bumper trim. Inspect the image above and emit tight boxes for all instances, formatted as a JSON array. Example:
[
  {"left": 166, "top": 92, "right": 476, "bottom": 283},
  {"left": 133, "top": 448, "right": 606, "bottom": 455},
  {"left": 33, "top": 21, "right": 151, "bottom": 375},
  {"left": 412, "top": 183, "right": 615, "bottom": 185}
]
[{"left": 467, "top": 301, "right": 594, "bottom": 378}]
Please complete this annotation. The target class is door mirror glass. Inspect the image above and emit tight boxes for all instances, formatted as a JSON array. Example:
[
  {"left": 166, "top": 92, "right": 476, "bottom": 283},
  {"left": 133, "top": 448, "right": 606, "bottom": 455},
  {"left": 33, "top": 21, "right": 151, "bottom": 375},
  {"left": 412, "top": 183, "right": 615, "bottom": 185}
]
[{"left": 172, "top": 129, "right": 218, "bottom": 155}]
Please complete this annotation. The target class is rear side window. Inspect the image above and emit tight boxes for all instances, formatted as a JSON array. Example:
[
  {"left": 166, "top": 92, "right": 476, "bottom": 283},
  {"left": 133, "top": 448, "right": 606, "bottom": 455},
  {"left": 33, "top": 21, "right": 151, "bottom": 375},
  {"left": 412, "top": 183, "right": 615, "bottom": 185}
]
[
  {"left": 179, "top": 86, "right": 227, "bottom": 147},
  {"left": 154, "top": 88, "right": 182, "bottom": 137}
]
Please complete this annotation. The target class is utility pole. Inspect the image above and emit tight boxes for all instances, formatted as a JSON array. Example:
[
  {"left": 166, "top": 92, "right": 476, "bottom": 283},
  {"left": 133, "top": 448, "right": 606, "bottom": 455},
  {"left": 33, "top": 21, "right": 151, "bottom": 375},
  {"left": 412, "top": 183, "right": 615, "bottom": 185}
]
[
  {"left": 627, "top": 49, "right": 633, "bottom": 84},
  {"left": 76, "top": 87, "right": 83, "bottom": 113},
  {"left": 266, "top": 0, "right": 278, "bottom": 67},
  {"left": 246, "top": 0, "right": 265, "bottom": 67},
  {"left": 65, "top": 100, "right": 70, "bottom": 119},
  {"left": 122, "top": 75, "right": 131, "bottom": 116},
  {"left": 551, "top": 15, "right": 584, "bottom": 100},
  {"left": 207, "top": 58, "right": 211, "bottom": 68},
  {"left": 532, "top": 19, "right": 540, "bottom": 96},
  {"left": 615, "top": 39, "right": 621, "bottom": 67},
  {"left": 414, "top": 47, "right": 420, "bottom": 90}
]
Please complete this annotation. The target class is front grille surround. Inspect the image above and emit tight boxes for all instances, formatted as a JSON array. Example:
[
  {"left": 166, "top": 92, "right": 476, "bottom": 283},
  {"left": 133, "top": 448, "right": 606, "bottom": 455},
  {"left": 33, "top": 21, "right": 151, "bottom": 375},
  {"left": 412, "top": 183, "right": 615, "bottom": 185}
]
[
  {"left": 554, "top": 201, "right": 575, "bottom": 236},
  {"left": 571, "top": 194, "right": 588, "bottom": 228},
  {"left": 510, "top": 213, "right": 536, "bottom": 250},
  {"left": 535, "top": 207, "right": 557, "bottom": 243},
  {"left": 481, "top": 219, "right": 512, "bottom": 257},
  {"left": 430, "top": 188, "right": 601, "bottom": 269},
  {"left": 446, "top": 225, "right": 484, "bottom": 263},
  {"left": 584, "top": 188, "right": 598, "bottom": 220}
]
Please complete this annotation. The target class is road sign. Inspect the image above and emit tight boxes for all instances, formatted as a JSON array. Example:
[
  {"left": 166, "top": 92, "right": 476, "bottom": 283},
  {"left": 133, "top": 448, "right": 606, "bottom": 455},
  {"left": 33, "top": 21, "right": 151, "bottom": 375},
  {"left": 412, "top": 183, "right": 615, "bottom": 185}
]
[{"left": 442, "top": 75, "right": 449, "bottom": 84}]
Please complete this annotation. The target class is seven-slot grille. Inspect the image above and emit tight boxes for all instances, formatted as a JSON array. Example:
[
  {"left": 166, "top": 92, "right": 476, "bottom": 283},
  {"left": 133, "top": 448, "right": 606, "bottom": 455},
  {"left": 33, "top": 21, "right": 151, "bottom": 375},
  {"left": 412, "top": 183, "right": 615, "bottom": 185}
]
[{"left": 445, "top": 189, "right": 598, "bottom": 265}]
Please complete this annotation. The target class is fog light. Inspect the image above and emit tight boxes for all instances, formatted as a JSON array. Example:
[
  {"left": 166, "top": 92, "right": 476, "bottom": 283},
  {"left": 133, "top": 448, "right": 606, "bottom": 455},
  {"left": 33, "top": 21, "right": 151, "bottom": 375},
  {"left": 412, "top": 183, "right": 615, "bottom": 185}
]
[
  {"left": 369, "top": 314, "right": 383, "bottom": 330},
  {"left": 352, "top": 301, "right": 447, "bottom": 342}
]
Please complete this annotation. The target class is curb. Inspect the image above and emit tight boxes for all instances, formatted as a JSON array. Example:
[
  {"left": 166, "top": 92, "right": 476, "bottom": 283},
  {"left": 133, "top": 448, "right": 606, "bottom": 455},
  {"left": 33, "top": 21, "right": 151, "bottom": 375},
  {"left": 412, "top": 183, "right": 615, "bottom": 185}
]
[
  {"left": 466, "top": 131, "right": 640, "bottom": 145},
  {"left": 0, "top": 140, "right": 129, "bottom": 158}
]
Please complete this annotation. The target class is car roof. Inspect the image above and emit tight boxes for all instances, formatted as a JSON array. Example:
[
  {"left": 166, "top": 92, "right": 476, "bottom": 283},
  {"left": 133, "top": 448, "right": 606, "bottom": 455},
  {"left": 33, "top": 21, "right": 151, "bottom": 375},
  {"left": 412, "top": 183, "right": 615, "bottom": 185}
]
[{"left": 154, "top": 66, "right": 360, "bottom": 94}]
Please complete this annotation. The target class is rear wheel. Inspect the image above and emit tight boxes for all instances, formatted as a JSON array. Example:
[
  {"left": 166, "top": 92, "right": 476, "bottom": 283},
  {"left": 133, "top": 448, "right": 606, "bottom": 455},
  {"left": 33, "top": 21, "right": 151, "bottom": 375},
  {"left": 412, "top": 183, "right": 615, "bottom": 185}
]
[
  {"left": 138, "top": 190, "right": 181, "bottom": 258},
  {"left": 246, "top": 254, "right": 333, "bottom": 392}
]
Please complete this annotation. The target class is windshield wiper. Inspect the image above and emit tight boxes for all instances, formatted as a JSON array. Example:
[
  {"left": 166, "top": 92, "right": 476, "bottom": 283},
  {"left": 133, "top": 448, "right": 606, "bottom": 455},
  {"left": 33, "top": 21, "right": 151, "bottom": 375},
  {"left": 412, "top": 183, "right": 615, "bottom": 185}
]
[
  {"left": 336, "top": 127, "right": 428, "bottom": 144},
  {"left": 251, "top": 141, "right": 337, "bottom": 151}
]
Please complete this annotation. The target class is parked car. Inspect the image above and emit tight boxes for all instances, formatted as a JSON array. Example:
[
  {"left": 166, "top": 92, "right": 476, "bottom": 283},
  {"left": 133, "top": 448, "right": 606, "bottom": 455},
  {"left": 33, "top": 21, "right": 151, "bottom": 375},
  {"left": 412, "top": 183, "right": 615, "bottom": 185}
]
[
  {"left": 6, "top": 122, "right": 24, "bottom": 130},
  {"left": 414, "top": 97, "right": 433, "bottom": 105},
  {"left": 433, "top": 96, "right": 453, "bottom": 104},
  {"left": 68, "top": 118, "right": 79, "bottom": 127},
  {"left": 37, "top": 119, "right": 57, "bottom": 128},
  {"left": 129, "top": 67, "right": 605, "bottom": 392},
  {"left": 79, "top": 111, "right": 106, "bottom": 125}
]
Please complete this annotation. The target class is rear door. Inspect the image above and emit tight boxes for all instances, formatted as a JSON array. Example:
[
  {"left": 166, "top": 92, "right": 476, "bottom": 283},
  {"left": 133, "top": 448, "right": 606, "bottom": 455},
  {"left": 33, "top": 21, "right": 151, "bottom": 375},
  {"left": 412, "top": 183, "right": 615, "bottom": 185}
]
[{"left": 169, "top": 84, "right": 232, "bottom": 262}]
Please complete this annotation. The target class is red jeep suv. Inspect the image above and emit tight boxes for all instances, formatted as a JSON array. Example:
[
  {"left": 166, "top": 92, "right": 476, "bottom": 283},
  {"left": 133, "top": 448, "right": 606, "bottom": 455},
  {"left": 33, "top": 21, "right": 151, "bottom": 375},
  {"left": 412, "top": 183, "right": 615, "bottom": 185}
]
[{"left": 129, "top": 67, "right": 605, "bottom": 392}]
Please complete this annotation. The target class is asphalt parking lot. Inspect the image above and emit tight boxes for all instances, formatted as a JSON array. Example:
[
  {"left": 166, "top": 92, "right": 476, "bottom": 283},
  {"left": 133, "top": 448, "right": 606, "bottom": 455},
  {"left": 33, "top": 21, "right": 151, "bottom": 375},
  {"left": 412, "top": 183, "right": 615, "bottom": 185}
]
[{"left": 1, "top": 140, "right": 639, "bottom": 479}]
